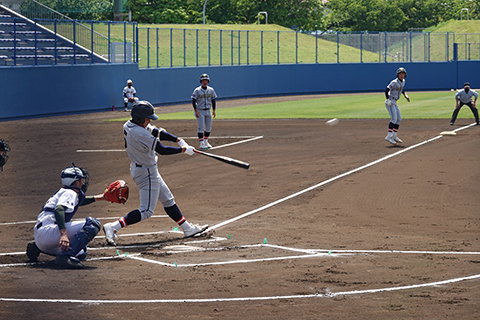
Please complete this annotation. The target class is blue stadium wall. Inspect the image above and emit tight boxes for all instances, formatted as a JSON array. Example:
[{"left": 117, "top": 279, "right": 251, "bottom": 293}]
[{"left": 1, "top": 61, "right": 480, "bottom": 120}]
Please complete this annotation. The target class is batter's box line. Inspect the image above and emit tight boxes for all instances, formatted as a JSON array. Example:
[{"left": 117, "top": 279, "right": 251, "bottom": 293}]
[{"left": 122, "top": 243, "right": 355, "bottom": 268}]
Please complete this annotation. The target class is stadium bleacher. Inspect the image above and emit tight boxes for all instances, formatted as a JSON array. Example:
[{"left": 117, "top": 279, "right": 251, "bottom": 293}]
[{"left": 0, "top": 6, "right": 106, "bottom": 66}]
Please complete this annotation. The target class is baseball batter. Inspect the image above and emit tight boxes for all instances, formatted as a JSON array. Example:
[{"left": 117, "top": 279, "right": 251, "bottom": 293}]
[
  {"left": 450, "top": 82, "right": 479, "bottom": 125},
  {"left": 191, "top": 74, "right": 217, "bottom": 150},
  {"left": 26, "top": 164, "right": 106, "bottom": 269},
  {"left": 384, "top": 67, "right": 410, "bottom": 145},
  {"left": 102, "top": 101, "right": 207, "bottom": 246},
  {"left": 123, "top": 79, "right": 139, "bottom": 112},
  {"left": 0, "top": 139, "right": 10, "bottom": 172}
]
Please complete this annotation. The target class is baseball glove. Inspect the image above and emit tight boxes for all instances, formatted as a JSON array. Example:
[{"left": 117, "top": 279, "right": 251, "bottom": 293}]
[
  {"left": 128, "top": 97, "right": 135, "bottom": 103},
  {"left": 103, "top": 180, "right": 129, "bottom": 204}
]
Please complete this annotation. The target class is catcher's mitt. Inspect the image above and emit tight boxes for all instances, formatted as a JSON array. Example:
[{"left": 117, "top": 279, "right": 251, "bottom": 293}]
[
  {"left": 128, "top": 97, "right": 135, "bottom": 103},
  {"left": 103, "top": 180, "right": 129, "bottom": 204}
]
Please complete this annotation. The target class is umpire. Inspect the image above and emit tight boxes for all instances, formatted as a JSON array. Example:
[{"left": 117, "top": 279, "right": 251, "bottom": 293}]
[{"left": 450, "top": 82, "right": 479, "bottom": 126}]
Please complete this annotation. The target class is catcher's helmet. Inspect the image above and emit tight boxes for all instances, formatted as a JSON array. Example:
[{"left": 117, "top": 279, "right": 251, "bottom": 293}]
[
  {"left": 199, "top": 73, "right": 210, "bottom": 82},
  {"left": 127, "top": 79, "right": 133, "bottom": 85},
  {"left": 61, "top": 164, "right": 89, "bottom": 192},
  {"left": 131, "top": 100, "right": 159, "bottom": 123},
  {"left": 396, "top": 67, "right": 407, "bottom": 77}
]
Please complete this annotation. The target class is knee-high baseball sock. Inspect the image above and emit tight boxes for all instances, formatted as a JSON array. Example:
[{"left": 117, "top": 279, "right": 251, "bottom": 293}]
[
  {"left": 109, "top": 209, "right": 141, "bottom": 232},
  {"left": 164, "top": 204, "right": 193, "bottom": 230}
]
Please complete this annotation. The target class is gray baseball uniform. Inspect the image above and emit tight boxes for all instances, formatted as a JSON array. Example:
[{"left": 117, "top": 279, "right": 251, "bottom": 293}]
[{"left": 191, "top": 85, "right": 217, "bottom": 133}]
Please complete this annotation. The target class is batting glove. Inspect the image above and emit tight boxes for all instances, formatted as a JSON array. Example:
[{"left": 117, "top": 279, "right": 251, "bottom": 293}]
[
  {"left": 184, "top": 146, "right": 195, "bottom": 156},
  {"left": 177, "top": 139, "right": 188, "bottom": 148}
]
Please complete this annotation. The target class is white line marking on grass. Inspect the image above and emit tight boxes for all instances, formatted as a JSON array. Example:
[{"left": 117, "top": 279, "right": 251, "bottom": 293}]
[{"left": 1, "top": 274, "right": 478, "bottom": 303}]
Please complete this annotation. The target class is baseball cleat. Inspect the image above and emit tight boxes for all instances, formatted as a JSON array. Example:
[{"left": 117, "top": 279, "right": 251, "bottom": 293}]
[
  {"left": 205, "top": 140, "right": 212, "bottom": 148},
  {"left": 103, "top": 223, "right": 117, "bottom": 246},
  {"left": 199, "top": 141, "right": 208, "bottom": 150},
  {"left": 385, "top": 136, "right": 396, "bottom": 145},
  {"left": 184, "top": 224, "right": 209, "bottom": 238},
  {"left": 55, "top": 255, "right": 85, "bottom": 269},
  {"left": 450, "top": 122, "right": 454, "bottom": 125},
  {"left": 26, "top": 241, "right": 41, "bottom": 262},
  {"left": 394, "top": 136, "right": 403, "bottom": 143}
]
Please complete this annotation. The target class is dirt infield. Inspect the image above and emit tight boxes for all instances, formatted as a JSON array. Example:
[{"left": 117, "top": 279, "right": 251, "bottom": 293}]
[{"left": 0, "top": 97, "right": 479, "bottom": 319}]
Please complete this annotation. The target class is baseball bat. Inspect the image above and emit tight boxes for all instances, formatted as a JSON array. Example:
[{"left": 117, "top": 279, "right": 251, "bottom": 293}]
[{"left": 193, "top": 149, "right": 250, "bottom": 170}]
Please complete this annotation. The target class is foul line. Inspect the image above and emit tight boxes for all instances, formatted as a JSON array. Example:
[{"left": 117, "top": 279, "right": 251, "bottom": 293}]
[
  {"left": 1, "top": 273, "right": 479, "bottom": 304},
  {"left": 206, "top": 123, "right": 477, "bottom": 232}
]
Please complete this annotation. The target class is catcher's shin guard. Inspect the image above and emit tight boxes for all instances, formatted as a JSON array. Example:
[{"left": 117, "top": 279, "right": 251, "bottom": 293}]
[{"left": 57, "top": 217, "right": 101, "bottom": 258}]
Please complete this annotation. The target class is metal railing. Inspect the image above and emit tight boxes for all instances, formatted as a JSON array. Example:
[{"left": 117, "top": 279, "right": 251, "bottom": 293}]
[{"left": 136, "top": 28, "right": 480, "bottom": 69}]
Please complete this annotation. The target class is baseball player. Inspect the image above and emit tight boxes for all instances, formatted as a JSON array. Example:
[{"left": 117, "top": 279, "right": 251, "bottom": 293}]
[
  {"left": 0, "top": 139, "right": 10, "bottom": 172},
  {"left": 450, "top": 82, "right": 479, "bottom": 125},
  {"left": 26, "top": 164, "right": 106, "bottom": 269},
  {"left": 123, "top": 79, "right": 139, "bottom": 112},
  {"left": 191, "top": 74, "right": 217, "bottom": 150},
  {"left": 102, "top": 101, "right": 207, "bottom": 246},
  {"left": 384, "top": 67, "right": 410, "bottom": 145}
]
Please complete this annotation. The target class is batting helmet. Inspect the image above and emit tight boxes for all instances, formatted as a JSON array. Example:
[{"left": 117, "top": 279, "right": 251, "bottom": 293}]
[
  {"left": 396, "top": 67, "right": 407, "bottom": 77},
  {"left": 199, "top": 74, "right": 210, "bottom": 82},
  {"left": 131, "top": 100, "right": 159, "bottom": 123},
  {"left": 61, "top": 164, "right": 89, "bottom": 192}
]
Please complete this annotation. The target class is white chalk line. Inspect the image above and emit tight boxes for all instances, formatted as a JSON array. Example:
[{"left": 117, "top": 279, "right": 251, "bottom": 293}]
[
  {"left": 75, "top": 136, "right": 262, "bottom": 153},
  {"left": 205, "top": 124, "right": 477, "bottom": 233},
  {"left": 0, "top": 215, "right": 169, "bottom": 227},
  {"left": 1, "top": 273, "right": 479, "bottom": 304},
  {"left": 208, "top": 135, "right": 263, "bottom": 150}
]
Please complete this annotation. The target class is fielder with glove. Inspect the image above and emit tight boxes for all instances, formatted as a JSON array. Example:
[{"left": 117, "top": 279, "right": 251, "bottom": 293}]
[
  {"left": 103, "top": 101, "right": 206, "bottom": 246},
  {"left": 26, "top": 164, "right": 111, "bottom": 269},
  {"left": 123, "top": 79, "right": 139, "bottom": 112}
]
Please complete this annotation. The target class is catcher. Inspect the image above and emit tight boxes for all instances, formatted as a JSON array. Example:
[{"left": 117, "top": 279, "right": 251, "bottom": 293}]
[
  {"left": 26, "top": 164, "right": 128, "bottom": 269},
  {"left": 123, "top": 79, "right": 139, "bottom": 112}
]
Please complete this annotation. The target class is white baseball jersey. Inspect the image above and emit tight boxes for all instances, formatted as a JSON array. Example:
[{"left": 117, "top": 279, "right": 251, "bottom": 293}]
[
  {"left": 34, "top": 188, "right": 86, "bottom": 255},
  {"left": 455, "top": 89, "right": 478, "bottom": 103},
  {"left": 387, "top": 78, "right": 405, "bottom": 101},
  {"left": 37, "top": 188, "right": 81, "bottom": 225},
  {"left": 123, "top": 121, "right": 158, "bottom": 167},
  {"left": 191, "top": 86, "right": 217, "bottom": 109},
  {"left": 123, "top": 86, "right": 137, "bottom": 99}
]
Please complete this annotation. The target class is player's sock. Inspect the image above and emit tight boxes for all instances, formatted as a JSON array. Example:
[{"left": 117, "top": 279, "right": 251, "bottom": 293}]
[
  {"left": 115, "top": 209, "right": 142, "bottom": 230},
  {"left": 387, "top": 130, "right": 393, "bottom": 138},
  {"left": 110, "top": 220, "right": 122, "bottom": 232}
]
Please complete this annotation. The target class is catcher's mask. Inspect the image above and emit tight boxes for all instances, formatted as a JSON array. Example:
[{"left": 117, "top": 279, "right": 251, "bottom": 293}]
[
  {"left": 0, "top": 139, "right": 10, "bottom": 172},
  {"left": 61, "top": 163, "right": 89, "bottom": 192},
  {"left": 199, "top": 73, "right": 210, "bottom": 83},
  {"left": 131, "top": 100, "right": 159, "bottom": 124},
  {"left": 396, "top": 67, "right": 407, "bottom": 78}
]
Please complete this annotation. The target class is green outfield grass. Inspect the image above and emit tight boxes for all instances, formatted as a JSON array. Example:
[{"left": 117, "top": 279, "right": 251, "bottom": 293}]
[{"left": 110, "top": 91, "right": 474, "bottom": 121}]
